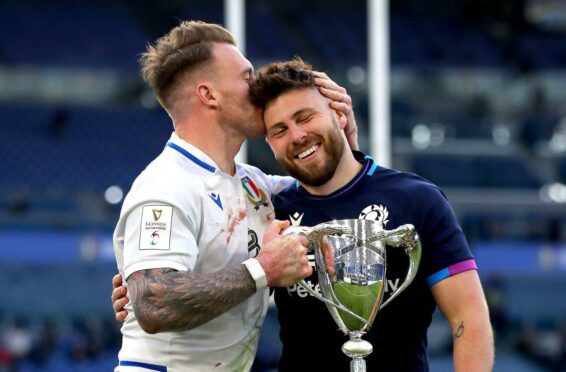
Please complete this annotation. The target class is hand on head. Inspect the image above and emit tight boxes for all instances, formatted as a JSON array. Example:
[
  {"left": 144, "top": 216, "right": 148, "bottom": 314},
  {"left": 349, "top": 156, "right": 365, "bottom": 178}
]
[{"left": 313, "top": 71, "right": 358, "bottom": 151}]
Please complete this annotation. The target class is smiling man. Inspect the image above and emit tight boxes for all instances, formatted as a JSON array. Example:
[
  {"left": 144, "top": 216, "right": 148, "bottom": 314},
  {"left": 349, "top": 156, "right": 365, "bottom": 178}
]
[
  {"left": 257, "top": 69, "right": 361, "bottom": 196},
  {"left": 112, "top": 54, "right": 494, "bottom": 371},
  {"left": 250, "top": 58, "right": 494, "bottom": 372}
]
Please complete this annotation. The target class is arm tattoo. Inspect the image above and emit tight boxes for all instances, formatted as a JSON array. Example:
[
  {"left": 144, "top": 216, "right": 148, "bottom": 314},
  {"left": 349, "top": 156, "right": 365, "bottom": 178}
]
[
  {"left": 454, "top": 321, "right": 464, "bottom": 338},
  {"left": 128, "top": 266, "right": 256, "bottom": 333}
]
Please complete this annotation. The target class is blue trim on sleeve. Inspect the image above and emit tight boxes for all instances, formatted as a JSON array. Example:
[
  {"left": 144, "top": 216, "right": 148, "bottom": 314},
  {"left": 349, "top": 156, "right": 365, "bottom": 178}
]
[
  {"left": 427, "top": 268, "right": 450, "bottom": 286},
  {"left": 167, "top": 142, "right": 216, "bottom": 173},
  {"left": 119, "top": 360, "right": 167, "bottom": 371}
]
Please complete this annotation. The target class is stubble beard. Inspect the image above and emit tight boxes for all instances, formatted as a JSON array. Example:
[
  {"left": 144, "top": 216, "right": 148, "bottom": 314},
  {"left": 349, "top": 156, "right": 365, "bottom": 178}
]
[{"left": 279, "top": 126, "right": 345, "bottom": 187}]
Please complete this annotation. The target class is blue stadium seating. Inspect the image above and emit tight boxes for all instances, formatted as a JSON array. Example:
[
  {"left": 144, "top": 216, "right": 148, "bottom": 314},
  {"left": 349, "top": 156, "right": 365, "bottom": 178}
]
[
  {"left": 412, "top": 155, "right": 543, "bottom": 189},
  {"left": 0, "top": 1, "right": 147, "bottom": 71},
  {"left": 0, "top": 104, "right": 171, "bottom": 191}
]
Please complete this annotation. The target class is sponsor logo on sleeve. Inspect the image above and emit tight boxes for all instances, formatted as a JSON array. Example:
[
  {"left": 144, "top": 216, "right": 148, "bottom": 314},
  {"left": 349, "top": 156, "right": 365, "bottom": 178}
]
[{"left": 140, "top": 205, "right": 173, "bottom": 250}]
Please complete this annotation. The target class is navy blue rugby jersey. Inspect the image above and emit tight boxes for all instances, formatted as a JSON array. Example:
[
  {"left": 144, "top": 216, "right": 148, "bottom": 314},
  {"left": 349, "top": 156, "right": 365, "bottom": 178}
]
[{"left": 272, "top": 151, "right": 476, "bottom": 372}]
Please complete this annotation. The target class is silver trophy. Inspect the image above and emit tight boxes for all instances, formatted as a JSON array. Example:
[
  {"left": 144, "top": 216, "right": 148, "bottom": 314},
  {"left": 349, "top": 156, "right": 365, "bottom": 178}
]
[{"left": 284, "top": 219, "right": 421, "bottom": 372}]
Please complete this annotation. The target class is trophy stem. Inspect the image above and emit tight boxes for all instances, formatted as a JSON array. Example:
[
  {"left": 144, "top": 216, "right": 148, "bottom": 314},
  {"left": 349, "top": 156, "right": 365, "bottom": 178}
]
[
  {"left": 350, "top": 358, "right": 366, "bottom": 372},
  {"left": 341, "top": 331, "right": 372, "bottom": 372}
]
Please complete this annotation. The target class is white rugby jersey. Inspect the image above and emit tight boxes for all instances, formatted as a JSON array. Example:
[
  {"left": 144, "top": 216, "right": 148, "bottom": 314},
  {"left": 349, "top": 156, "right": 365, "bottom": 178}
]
[{"left": 113, "top": 132, "right": 292, "bottom": 372}]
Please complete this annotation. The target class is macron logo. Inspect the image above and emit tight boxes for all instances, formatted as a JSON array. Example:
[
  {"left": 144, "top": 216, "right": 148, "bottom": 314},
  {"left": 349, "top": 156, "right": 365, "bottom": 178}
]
[
  {"left": 289, "top": 212, "right": 304, "bottom": 226},
  {"left": 209, "top": 192, "right": 223, "bottom": 210}
]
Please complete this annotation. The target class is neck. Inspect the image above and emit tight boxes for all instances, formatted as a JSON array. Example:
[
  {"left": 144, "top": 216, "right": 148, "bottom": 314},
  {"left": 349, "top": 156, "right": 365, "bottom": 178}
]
[
  {"left": 174, "top": 115, "right": 245, "bottom": 175},
  {"left": 301, "top": 149, "right": 363, "bottom": 196}
]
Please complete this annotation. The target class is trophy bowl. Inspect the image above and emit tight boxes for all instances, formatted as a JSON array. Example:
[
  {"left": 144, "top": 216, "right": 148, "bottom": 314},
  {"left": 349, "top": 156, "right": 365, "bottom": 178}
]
[{"left": 284, "top": 219, "right": 421, "bottom": 372}]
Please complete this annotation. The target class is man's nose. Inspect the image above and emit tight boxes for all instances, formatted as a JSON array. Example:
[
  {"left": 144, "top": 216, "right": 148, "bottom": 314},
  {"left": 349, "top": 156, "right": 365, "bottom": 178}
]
[{"left": 289, "top": 125, "right": 307, "bottom": 144}]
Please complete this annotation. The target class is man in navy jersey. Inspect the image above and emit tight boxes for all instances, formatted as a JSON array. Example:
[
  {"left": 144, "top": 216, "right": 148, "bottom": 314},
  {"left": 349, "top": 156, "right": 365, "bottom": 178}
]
[
  {"left": 112, "top": 57, "right": 494, "bottom": 371},
  {"left": 249, "top": 59, "right": 494, "bottom": 371}
]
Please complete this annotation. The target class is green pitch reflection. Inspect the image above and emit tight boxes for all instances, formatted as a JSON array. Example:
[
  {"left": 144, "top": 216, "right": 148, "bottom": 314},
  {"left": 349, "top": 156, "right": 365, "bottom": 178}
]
[{"left": 332, "top": 280, "right": 383, "bottom": 331}]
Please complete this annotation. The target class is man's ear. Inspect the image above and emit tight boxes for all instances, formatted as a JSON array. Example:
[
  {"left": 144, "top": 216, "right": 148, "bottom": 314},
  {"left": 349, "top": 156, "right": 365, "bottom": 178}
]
[{"left": 196, "top": 82, "right": 218, "bottom": 108}]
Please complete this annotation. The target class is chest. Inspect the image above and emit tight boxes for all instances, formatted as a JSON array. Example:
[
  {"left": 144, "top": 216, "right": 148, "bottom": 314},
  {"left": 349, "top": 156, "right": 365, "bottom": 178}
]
[
  {"left": 195, "top": 174, "right": 275, "bottom": 270},
  {"left": 275, "top": 192, "right": 408, "bottom": 233},
  {"left": 274, "top": 192, "right": 418, "bottom": 300}
]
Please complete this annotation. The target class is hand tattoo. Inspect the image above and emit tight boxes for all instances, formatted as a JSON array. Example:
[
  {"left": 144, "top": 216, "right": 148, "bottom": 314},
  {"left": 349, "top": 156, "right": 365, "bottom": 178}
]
[{"left": 128, "top": 266, "right": 256, "bottom": 333}]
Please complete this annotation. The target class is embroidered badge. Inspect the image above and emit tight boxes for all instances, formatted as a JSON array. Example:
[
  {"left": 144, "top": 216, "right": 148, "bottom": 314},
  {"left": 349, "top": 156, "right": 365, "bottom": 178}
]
[{"left": 241, "top": 176, "right": 269, "bottom": 210}]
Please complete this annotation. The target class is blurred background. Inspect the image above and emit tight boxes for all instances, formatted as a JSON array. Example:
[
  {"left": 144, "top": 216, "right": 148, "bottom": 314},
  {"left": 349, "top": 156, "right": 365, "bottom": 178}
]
[{"left": 0, "top": 0, "right": 565, "bottom": 371}]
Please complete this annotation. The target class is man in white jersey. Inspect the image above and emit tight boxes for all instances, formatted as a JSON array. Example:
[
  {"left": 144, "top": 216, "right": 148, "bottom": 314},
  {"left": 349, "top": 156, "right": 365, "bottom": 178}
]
[{"left": 112, "top": 21, "right": 357, "bottom": 372}]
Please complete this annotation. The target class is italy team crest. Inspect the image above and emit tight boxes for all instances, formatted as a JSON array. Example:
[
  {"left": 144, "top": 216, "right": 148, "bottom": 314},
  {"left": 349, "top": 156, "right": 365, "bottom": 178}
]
[{"left": 241, "top": 176, "right": 269, "bottom": 210}]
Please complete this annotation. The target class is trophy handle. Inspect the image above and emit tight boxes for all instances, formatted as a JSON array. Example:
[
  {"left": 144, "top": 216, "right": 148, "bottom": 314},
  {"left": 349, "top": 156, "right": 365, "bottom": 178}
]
[{"left": 378, "top": 225, "right": 422, "bottom": 309}]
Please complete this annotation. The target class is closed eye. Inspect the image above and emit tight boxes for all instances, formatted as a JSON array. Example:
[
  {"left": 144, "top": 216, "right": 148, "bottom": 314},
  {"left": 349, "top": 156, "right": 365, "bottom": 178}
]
[
  {"left": 268, "top": 126, "right": 287, "bottom": 137},
  {"left": 297, "top": 113, "right": 314, "bottom": 123}
]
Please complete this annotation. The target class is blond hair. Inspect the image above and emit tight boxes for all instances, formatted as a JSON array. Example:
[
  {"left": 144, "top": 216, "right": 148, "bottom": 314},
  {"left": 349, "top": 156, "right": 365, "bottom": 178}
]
[{"left": 140, "top": 20, "right": 235, "bottom": 109}]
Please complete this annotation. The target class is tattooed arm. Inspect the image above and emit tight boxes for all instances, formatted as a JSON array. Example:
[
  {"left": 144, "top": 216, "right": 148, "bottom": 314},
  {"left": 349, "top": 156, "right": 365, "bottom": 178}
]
[
  {"left": 127, "top": 220, "right": 311, "bottom": 334},
  {"left": 128, "top": 266, "right": 256, "bottom": 333},
  {"left": 432, "top": 270, "right": 494, "bottom": 372}
]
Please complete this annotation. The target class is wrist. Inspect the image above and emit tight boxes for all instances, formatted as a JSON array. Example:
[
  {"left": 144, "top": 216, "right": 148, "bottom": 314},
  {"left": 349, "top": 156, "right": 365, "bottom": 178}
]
[{"left": 242, "top": 258, "right": 268, "bottom": 291}]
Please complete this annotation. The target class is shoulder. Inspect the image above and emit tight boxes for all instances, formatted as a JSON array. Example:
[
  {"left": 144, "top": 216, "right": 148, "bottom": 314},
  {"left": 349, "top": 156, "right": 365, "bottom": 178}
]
[
  {"left": 122, "top": 151, "right": 205, "bottom": 213},
  {"left": 237, "top": 163, "right": 294, "bottom": 196},
  {"left": 375, "top": 167, "right": 445, "bottom": 203}
]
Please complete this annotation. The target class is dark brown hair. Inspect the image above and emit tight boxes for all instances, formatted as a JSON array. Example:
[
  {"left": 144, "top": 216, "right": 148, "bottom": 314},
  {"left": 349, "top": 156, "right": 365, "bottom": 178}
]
[
  {"left": 140, "top": 20, "right": 235, "bottom": 109},
  {"left": 250, "top": 58, "right": 315, "bottom": 108}
]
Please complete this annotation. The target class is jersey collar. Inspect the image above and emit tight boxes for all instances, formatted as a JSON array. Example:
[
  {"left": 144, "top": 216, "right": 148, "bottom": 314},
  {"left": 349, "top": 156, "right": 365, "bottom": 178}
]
[
  {"left": 296, "top": 151, "right": 377, "bottom": 199},
  {"left": 165, "top": 132, "right": 218, "bottom": 174}
]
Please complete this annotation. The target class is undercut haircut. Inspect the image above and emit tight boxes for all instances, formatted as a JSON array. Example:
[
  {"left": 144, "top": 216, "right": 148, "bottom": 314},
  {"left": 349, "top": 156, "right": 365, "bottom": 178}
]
[
  {"left": 140, "top": 20, "right": 235, "bottom": 109},
  {"left": 250, "top": 58, "right": 316, "bottom": 109}
]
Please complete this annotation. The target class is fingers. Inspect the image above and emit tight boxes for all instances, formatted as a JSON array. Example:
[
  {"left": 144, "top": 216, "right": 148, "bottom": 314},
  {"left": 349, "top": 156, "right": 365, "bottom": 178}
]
[
  {"left": 263, "top": 219, "right": 291, "bottom": 244},
  {"left": 116, "top": 310, "right": 128, "bottom": 322},
  {"left": 312, "top": 70, "right": 329, "bottom": 79},
  {"left": 274, "top": 219, "right": 291, "bottom": 231},
  {"left": 328, "top": 101, "right": 353, "bottom": 116},
  {"left": 111, "top": 273, "right": 128, "bottom": 322},
  {"left": 321, "top": 237, "right": 336, "bottom": 278},
  {"left": 314, "top": 77, "right": 347, "bottom": 95},
  {"left": 111, "top": 284, "right": 126, "bottom": 302},
  {"left": 297, "top": 234, "right": 308, "bottom": 248},
  {"left": 258, "top": 232, "right": 312, "bottom": 287},
  {"left": 112, "top": 285, "right": 129, "bottom": 323},
  {"left": 303, "top": 265, "right": 313, "bottom": 278},
  {"left": 320, "top": 87, "right": 352, "bottom": 105},
  {"left": 112, "top": 273, "right": 123, "bottom": 288}
]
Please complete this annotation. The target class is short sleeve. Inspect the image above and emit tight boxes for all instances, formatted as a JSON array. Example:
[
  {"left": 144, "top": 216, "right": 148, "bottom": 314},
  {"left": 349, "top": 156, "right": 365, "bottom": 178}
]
[
  {"left": 409, "top": 182, "right": 475, "bottom": 283},
  {"left": 122, "top": 202, "right": 198, "bottom": 279}
]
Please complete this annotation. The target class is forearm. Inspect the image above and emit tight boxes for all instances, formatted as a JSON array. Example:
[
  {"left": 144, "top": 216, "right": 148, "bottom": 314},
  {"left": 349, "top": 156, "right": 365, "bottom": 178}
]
[
  {"left": 452, "top": 315, "right": 494, "bottom": 372},
  {"left": 128, "top": 266, "right": 256, "bottom": 334}
]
